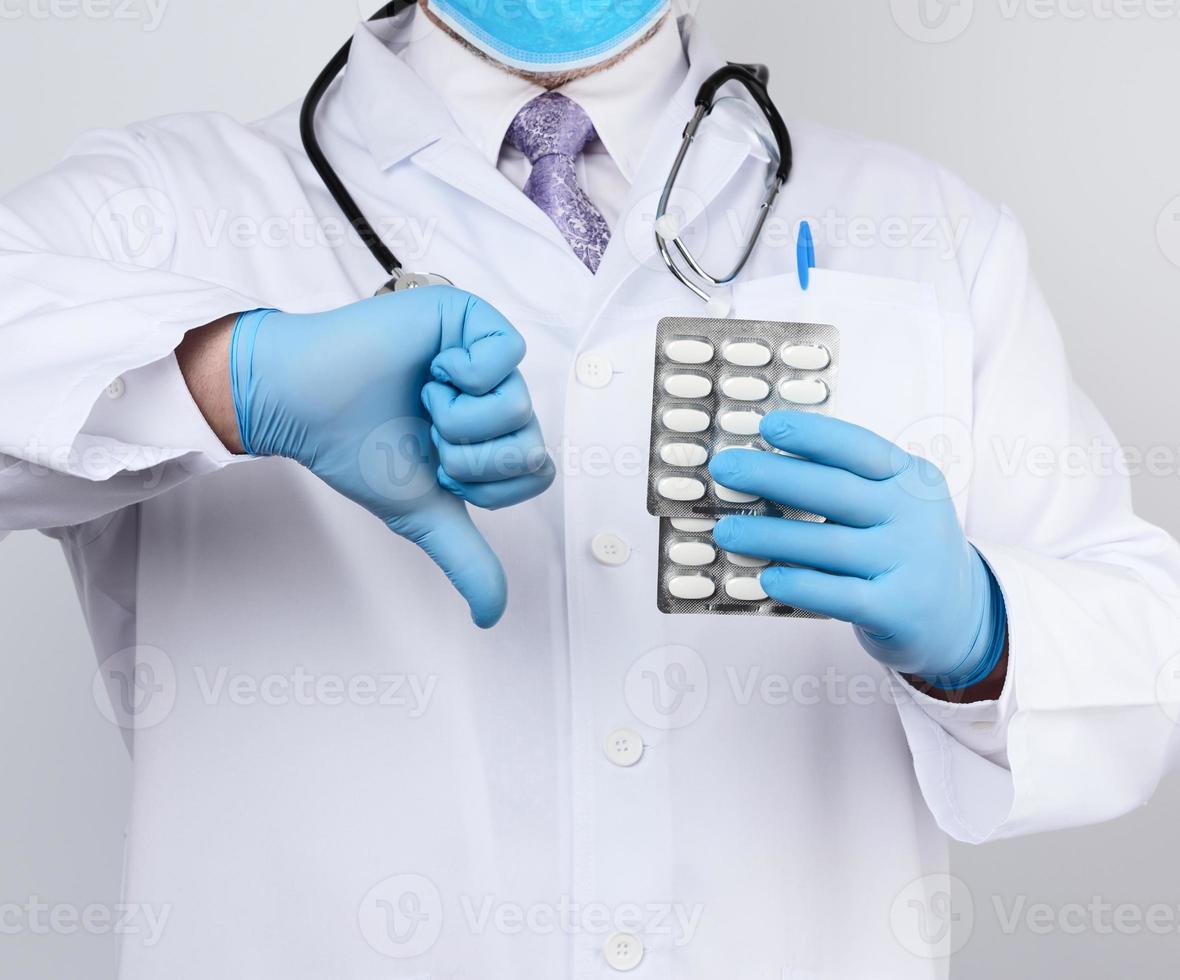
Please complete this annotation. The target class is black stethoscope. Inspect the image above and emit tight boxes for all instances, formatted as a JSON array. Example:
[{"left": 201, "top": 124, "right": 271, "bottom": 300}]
[{"left": 301, "top": 1, "right": 794, "bottom": 302}]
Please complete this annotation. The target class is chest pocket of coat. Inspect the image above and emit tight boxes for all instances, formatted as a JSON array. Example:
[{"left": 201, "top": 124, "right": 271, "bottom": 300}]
[{"left": 729, "top": 269, "right": 975, "bottom": 520}]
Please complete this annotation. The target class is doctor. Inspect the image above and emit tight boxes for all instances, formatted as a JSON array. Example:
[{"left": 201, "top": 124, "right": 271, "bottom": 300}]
[{"left": 1, "top": 1, "right": 1178, "bottom": 977}]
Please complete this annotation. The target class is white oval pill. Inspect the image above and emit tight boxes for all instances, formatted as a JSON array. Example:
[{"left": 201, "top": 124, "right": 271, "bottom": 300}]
[
  {"left": 779, "top": 379, "right": 830, "bottom": 406},
  {"left": 665, "top": 339, "right": 714, "bottom": 364},
  {"left": 663, "top": 408, "right": 710, "bottom": 433},
  {"left": 714, "top": 482, "right": 760, "bottom": 504},
  {"left": 672, "top": 518, "right": 716, "bottom": 533},
  {"left": 726, "top": 552, "right": 770, "bottom": 568},
  {"left": 721, "top": 376, "right": 770, "bottom": 402},
  {"left": 658, "top": 477, "right": 706, "bottom": 501},
  {"left": 723, "top": 341, "right": 771, "bottom": 367},
  {"left": 660, "top": 442, "right": 709, "bottom": 468},
  {"left": 669, "top": 541, "right": 717, "bottom": 566},
  {"left": 669, "top": 575, "right": 716, "bottom": 600},
  {"left": 663, "top": 373, "right": 712, "bottom": 399},
  {"left": 720, "top": 410, "right": 763, "bottom": 436},
  {"left": 780, "top": 344, "right": 831, "bottom": 370},
  {"left": 726, "top": 577, "right": 768, "bottom": 601}
]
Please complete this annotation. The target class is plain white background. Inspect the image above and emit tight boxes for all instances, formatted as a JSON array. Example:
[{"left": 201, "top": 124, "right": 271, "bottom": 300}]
[{"left": 1, "top": 1, "right": 1178, "bottom": 976}]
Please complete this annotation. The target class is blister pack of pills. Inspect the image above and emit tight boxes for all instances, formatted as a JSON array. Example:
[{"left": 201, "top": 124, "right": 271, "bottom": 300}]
[
  {"left": 646, "top": 316, "right": 841, "bottom": 617},
  {"left": 647, "top": 316, "right": 841, "bottom": 520},
  {"left": 657, "top": 517, "right": 827, "bottom": 617}
]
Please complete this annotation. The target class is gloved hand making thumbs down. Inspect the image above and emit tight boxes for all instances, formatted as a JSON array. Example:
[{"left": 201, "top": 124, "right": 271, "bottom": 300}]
[{"left": 229, "top": 287, "right": 555, "bottom": 628}]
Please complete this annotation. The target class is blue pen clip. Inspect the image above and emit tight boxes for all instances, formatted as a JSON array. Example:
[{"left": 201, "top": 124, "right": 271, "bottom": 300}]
[{"left": 796, "top": 220, "right": 816, "bottom": 291}]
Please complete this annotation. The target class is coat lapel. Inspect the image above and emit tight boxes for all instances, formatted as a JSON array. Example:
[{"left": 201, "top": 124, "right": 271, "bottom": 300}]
[{"left": 410, "top": 139, "right": 581, "bottom": 259}]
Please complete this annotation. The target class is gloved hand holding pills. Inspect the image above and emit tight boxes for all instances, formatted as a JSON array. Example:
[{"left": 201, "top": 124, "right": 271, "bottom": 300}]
[
  {"left": 648, "top": 315, "right": 1006, "bottom": 690},
  {"left": 647, "top": 315, "right": 841, "bottom": 616},
  {"left": 230, "top": 287, "right": 554, "bottom": 629},
  {"left": 710, "top": 412, "right": 1008, "bottom": 690}
]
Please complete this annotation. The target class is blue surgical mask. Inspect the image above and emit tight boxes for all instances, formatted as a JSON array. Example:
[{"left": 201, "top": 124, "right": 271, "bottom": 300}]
[{"left": 426, "top": 0, "right": 671, "bottom": 74}]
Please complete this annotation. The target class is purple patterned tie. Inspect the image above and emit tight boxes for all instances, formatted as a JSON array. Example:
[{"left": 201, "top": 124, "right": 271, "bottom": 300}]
[{"left": 506, "top": 92, "right": 612, "bottom": 273}]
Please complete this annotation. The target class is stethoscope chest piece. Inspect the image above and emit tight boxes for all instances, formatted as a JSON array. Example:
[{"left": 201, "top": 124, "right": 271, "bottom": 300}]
[
  {"left": 376, "top": 271, "right": 456, "bottom": 295},
  {"left": 656, "top": 63, "right": 793, "bottom": 306}
]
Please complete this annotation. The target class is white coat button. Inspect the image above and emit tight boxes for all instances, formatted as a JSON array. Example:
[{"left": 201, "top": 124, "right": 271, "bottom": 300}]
[
  {"left": 604, "top": 729, "right": 644, "bottom": 767},
  {"left": 604, "top": 933, "right": 645, "bottom": 971},
  {"left": 591, "top": 533, "right": 631, "bottom": 567},
  {"left": 104, "top": 376, "right": 126, "bottom": 399},
  {"left": 576, "top": 353, "right": 613, "bottom": 389}
]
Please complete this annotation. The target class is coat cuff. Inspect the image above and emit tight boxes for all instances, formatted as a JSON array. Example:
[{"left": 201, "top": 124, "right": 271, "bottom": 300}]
[
  {"left": 79, "top": 351, "right": 239, "bottom": 479},
  {"left": 890, "top": 539, "right": 1180, "bottom": 843},
  {"left": 889, "top": 669, "right": 1018, "bottom": 844}
]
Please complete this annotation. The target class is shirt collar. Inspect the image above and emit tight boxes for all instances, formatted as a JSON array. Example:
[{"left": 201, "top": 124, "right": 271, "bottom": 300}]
[
  {"left": 341, "top": 13, "right": 455, "bottom": 170},
  {"left": 397, "top": 10, "right": 543, "bottom": 169},
  {"left": 343, "top": 6, "right": 697, "bottom": 181},
  {"left": 548, "top": 14, "right": 688, "bottom": 182}
]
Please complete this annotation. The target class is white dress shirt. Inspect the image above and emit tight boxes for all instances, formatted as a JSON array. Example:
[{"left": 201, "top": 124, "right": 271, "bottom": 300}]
[{"left": 399, "top": 10, "right": 689, "bottom": 227}]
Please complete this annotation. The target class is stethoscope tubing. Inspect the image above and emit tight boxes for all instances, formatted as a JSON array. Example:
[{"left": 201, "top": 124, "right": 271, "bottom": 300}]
[{"left": 301, "top": 4, "right": 794, "bottom": 303}]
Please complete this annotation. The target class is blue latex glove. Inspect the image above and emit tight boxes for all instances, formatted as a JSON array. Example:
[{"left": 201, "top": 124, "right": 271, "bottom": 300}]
[
  {"left": 709, "top": 411, "right": 1007, "bottom": 690},
  {"left": 230, "top": 287, "right": 555, "bottom": 629}
]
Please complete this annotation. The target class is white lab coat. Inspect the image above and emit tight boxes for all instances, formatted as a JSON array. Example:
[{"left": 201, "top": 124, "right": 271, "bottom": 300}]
[{"left": 2, "top": 13, "right": 1179, "bottom": 980}]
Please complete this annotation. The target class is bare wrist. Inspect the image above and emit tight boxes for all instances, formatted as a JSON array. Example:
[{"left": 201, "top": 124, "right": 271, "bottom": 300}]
[{"left": 176, "top": 314, "right": 245, "bottom": 455}]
